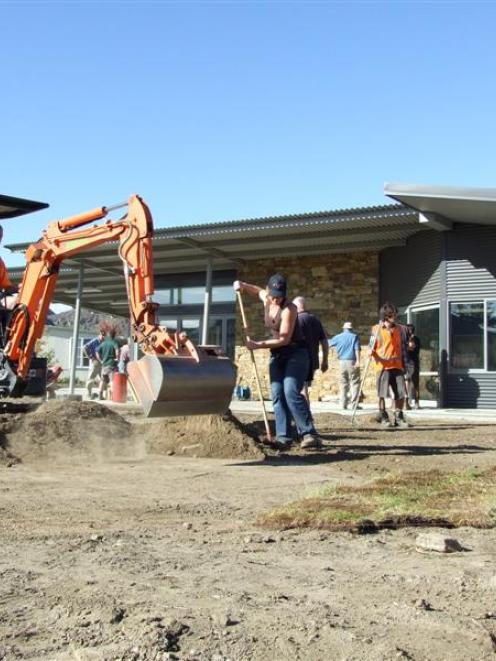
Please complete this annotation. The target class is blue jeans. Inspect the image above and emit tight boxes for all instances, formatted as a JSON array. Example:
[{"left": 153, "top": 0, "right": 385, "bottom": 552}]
[{"left": 269, "top": 347, "right": 316, "bottom": 440}]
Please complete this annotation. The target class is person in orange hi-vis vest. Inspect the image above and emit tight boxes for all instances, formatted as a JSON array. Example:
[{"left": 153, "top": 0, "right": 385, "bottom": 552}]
[{"left": 369, "top": 301, "right": 410, "bottom": 429}]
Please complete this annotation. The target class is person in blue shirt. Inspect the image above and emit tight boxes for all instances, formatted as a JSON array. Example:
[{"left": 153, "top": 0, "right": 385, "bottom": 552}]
[
  {"left": 328, "top": 321, "right": 361, "bottom": 410},
  {"left": 83, "top": 330, "right": 105, "bottom": 399}
]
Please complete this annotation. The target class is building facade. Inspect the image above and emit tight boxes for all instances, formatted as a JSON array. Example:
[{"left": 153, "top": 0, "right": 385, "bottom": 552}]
[{"left": 8, "top": 183, "right": 496, "bottom": 408}]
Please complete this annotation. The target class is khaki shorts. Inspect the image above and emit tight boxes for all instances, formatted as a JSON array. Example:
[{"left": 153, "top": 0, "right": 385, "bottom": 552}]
[{"left": 101, "top": 365, "right": 116, "bottom": 385}]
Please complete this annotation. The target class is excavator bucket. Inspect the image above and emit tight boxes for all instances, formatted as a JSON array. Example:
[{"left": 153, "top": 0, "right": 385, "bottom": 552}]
[{"left": 127, "top": 348, "right": 237, "bottom": 418}]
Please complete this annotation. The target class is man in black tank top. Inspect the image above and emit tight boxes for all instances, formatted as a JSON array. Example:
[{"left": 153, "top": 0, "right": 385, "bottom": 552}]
[
  {"left": 234, "top": 274, "right": 323, "bottom": 450},
  {"left": 293, "top": 296, "right": 329, "bottom": 403}
]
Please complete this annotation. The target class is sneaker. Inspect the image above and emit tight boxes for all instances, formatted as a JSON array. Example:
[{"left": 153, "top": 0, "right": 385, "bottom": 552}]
[
  {"left": 301, "top": 434, "right": 323, "bottom": 450},
  {"left": 394, "top": 411, "right": 410, "bottom": 429}
]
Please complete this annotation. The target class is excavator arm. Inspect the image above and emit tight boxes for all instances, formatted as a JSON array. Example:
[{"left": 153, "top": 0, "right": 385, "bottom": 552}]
[{"left": 0, "top": 195, "right": 236, "bottom": 416}]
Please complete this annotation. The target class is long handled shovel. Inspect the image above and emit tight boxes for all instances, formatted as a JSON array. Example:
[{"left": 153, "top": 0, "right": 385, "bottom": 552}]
[
  {"left": 236, "top": 291, "right": 273, "bottom": 443},
  {"left": 350, "top": 321, "right": 382, "bottom": 426}
]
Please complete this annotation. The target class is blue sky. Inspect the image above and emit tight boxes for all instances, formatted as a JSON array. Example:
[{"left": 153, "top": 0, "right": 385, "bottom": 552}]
[{"left": 2, "top": 1, "right": 495, "bottom": 268}]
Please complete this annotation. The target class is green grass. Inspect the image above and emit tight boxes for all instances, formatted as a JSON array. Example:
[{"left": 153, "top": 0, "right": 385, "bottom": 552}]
[{"left": 258, "top": 467, "right": 496, "bottom": 532}]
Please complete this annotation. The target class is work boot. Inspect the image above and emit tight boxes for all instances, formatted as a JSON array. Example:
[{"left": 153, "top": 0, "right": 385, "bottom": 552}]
[
  {"left": 394, "top": 410, "right": 410, "bottom": 429},
  {"left": 272, "top": 437, "right": 293, "bottom": 451},
  {"left": 301, "top": 434, "right": 323, "bottom": 450},
  {"left": 380, "top": 411, "right": 392, "bottom": 428}
]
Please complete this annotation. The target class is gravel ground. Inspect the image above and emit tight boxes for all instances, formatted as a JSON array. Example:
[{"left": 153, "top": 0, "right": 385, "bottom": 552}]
[{"left": 1, "top": 407, "right": 496, "bottom": 660}]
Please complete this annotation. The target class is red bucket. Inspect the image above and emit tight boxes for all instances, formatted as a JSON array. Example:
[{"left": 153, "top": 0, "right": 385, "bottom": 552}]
[{"left": 112, "top": 372, "right": 127, "bottom": 403}]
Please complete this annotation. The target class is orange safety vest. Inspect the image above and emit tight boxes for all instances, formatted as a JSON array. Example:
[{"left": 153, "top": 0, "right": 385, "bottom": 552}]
[
  {"left": 371, "top": 323, "right": 406, "bottom": 372},
  {"left": 0, "top": 258, "right": 12, "bottom": 290}
]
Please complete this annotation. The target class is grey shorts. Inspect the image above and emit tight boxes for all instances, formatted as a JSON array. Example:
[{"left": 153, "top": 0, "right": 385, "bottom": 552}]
[{"left": 377, "top": 368, "right": 407, "bottom": 399}]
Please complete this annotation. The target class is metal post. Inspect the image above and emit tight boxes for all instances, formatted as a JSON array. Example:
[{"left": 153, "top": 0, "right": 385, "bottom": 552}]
[
  {"left": 69, "top": 261, "right": 84, "bottom": 394},
  {"left": 438, "top": 235, "right": 448, "bottom": 408},
  {"left": 201, "top": 256, "right": 213, "bottom": 345}
]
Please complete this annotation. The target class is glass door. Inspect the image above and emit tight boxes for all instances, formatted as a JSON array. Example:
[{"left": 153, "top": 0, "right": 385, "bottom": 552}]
[{"left": 409, "top": 305, "right": 440, "bottom": 401}]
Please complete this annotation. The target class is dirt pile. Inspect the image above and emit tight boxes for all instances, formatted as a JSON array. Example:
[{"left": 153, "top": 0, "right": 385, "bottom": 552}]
[
  {"left": 0, "top": 401, "right": 265, "bottom": 464},
  {"left": 139, "top": 412, "right": 265, "bottom": 460},
  {"left": 6, "top": 400, "right": 135, "bottom": 463}
]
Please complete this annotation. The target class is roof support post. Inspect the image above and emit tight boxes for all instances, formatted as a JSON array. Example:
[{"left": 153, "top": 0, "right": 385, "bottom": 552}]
[
  {"left": 201, "top": 256, "right": 213, "bottom": 345},
  {"left": 69, "top": 260, "right": 84, "bottom": 395},
  {"left": 438, "top": 235, "right": 448, "bottom": 408}
]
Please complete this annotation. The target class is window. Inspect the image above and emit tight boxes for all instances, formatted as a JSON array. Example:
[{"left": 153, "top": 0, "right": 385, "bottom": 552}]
[
  {"left": 155, "top": 288, "right": 179, "bottom": 305},
  {"left": 212, "top": 285, "right": 236, "bottom": 303},
  {"left": 78, "top": 337, "right": 92, "bottom": 368},
  {"left": 155, "top": 284, "right": 235, "bottom": 306},
  {"left": 159, "top": 318, "right": 178, "bottom": 332},
  {"left": 225, "top": 317, "right": 236, "bottom": 359},
  {"left": 205, "top": 316, "right": 236, "bottom": 358},
  {"left": 450, "top": 302, "right": 484, "bottom": 369},
  {"left": 157, "top": 315, "right": 235, "bottom": 358},
  {"left": 182, "top": 318, "right": 200, "bottom": 345},
  {"left": 207, "top": 318, "right": 223, "bottom": 346},
  {"left": 487, "top": 302, "right": 496, "bottom": 371},
  {"left": 181, "top": 287, "right": 204, "bottom": 305}
]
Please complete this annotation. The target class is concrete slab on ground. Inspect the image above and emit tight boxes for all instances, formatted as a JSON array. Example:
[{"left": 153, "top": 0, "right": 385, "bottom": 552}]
[
  {"left": 230, "top": 399, "right": 496, "bottom": 423},
  {"left": 54, "top": 387, "right": 496, "bottom": 423}
]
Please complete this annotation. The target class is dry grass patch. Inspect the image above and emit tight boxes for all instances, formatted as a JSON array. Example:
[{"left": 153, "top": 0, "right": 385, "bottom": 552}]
[{"left": 258, "top": 467, "right": 496, "bottom": 533}]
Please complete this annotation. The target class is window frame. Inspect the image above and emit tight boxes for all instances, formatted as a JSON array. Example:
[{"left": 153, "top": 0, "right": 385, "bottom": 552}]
[
  {"left": 448, "top": 299, "right": 487, "bottom": 374},
  {"left": 157, "top": 313, "right": 236, "bottom": 358},
  {"left": 77, "top": 337, "right": 93, "bottom": 368},
  {"left": 405, "top": 303, "right": 440, "bottom": 376}
]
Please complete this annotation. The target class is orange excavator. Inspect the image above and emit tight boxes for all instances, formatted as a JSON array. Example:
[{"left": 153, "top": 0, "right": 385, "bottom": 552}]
[{"left": 0, "top": 195, "right": 236, "bottom": 417}]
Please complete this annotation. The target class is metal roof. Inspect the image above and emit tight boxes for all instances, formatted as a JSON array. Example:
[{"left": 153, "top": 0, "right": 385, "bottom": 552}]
[
  {"left": 6, "top": 202, "right": 421, "bottom": 314},
  {"left": 384, "top": 182, "right": 496, "bottom": 225},
  {"left": 0, "top": 194, "right": 49, "bottom": 219}
]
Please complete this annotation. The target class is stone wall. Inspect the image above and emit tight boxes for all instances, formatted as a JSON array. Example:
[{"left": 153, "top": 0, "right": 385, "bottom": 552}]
[{"left": 234, "top": 251, "right": 380, "bottom": 403}]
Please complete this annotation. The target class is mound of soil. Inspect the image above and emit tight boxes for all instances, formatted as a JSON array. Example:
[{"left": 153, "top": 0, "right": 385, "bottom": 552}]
[
  {"left": 6, "top": 400, "right": 135, "bottom": 462},
  {"left": 140, "top": 413, "right": 265, "bottom": 460}
]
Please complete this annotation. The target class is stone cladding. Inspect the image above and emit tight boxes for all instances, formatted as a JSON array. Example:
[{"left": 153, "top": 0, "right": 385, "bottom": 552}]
[{"left": 234, "top": 251, "right": 380, "bottom": 403}]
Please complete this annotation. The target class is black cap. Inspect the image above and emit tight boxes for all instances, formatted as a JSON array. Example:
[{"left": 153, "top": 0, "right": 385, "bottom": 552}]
[{"left": 267, "top": 273, "right": 287, "bottom": 297}]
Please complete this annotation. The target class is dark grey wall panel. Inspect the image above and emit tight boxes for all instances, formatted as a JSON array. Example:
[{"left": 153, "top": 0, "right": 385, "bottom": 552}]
[
  {"left": 447, "top": 373, "right": 496, "bottom": 408},
  {"left": 446, "top": 224, "right": 496, "bottom": 300},
  {"left": 380, "top": 230, "right": 441, "bottom": 307}
]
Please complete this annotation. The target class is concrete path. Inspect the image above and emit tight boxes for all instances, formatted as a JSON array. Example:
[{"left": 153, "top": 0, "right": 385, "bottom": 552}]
[{"left": 55, "top": 386, "right": 496, "bottom": 423}]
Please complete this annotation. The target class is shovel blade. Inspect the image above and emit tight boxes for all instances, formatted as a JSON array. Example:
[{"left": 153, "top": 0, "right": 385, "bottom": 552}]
[{"left": 127, "top": 351, "right": 236, "bottom": 418}]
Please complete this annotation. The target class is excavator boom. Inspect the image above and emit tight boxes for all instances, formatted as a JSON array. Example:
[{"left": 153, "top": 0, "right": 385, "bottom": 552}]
[{"left": 0, "top": 195, "right": 236, "bottom": 416}]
